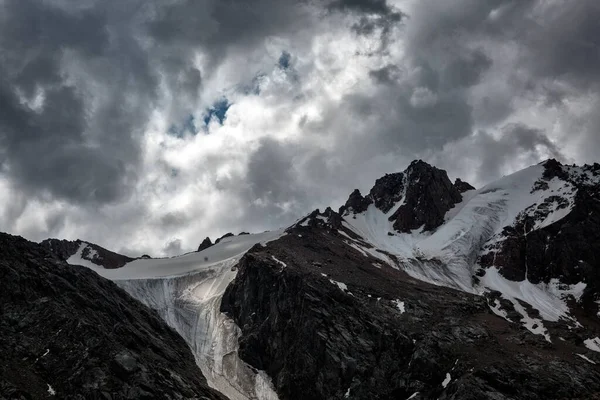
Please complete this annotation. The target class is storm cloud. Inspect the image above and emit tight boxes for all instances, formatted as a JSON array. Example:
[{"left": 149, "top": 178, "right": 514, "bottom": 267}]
[{"left": 0, "top": 0, "right": 598, "bottom": 256}]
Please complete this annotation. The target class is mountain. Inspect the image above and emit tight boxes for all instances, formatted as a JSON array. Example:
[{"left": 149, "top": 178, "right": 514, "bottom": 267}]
[
  {"left": 7, "top": 158, "right": 600, "bottom": 399},
  {"left": 40, "top": 238, "right": 134, "bottom": 269},
  {"left": 0, "top": 233, "right": 225, "bottom": 399}
]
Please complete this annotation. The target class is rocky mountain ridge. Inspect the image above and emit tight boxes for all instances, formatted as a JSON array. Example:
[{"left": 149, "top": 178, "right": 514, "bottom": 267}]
[{"left": 9, "top": 158, "right": 600, "bottom": 399}]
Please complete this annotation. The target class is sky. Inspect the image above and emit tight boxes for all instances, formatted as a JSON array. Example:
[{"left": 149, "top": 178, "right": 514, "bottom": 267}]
[{"left": 1, "top": 0, "right": 599, "bottom": 257}]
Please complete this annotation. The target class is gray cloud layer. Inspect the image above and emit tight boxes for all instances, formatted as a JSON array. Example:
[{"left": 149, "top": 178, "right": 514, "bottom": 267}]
[{"left": 1, "top": 0, "right": 599, "bottom": 255}]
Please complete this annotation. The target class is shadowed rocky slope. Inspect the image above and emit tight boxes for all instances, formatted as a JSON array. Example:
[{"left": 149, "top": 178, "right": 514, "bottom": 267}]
[
  {"left": 0, "top": 233, "right": 225, "bottom": 400},
  {"left": 222, "top": 226, "right": 600, "bottom": 400}
]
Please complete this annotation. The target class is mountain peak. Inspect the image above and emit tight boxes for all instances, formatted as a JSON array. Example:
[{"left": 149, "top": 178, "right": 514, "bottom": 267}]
[
  {"left": 541, "top": 158, "right": 569, "bottom": 181},
  {"left": 454, "top": 178, "right": 475, "bottom": 193},
  {"left": 198, "top": 237, "right": 213, "bottom": 252},
  {"left": 341, "top": 160, "right": 465, "bottom": 233}
]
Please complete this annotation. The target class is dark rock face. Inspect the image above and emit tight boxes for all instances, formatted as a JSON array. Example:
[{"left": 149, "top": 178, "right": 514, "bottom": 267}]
[
  {"left": 340, "top": 189, "right": 372, "bottom": 215},
  {"left": 198, "top": 237, "right": 213, "bottom": 252},
  {"left": 40, "top": 238, "right": 133, "bottom": 269},
  {"left": 340, "top": 160, "right": 464, "bottom": 233},
  {"left": 369, "top": 172, "right": 406, "bottom": 213},
  {"left": 390, "top": 160, "right": 462, "bottom": 233},
  {"left": 0, "top": 233, "right": 225, "bottom": 400},
  {"left": 480, "top": 161, "right": 600, "bottom": 295},
  {"left": 454, "top": 178, "right": 475, "bottom": 193},
  {"left": 222, "top": 228, "right": 600, "bottom": 400},
  {"left": 542, "top": 158, "right": 569, "bottom": 181}
]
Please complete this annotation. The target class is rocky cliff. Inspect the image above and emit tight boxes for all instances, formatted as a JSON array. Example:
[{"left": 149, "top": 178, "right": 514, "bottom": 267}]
[
  {"left": 0, "top": 233, "right": 225, "bottom": 400},
  {"left": 221, "top": 225, "right": 600, "bottom": 400}
]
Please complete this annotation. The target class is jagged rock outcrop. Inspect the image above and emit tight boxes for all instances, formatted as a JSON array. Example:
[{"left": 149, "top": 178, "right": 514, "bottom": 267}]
[
  {"left": 222, "top": 227, "right": 600, "bottom": 400},
  {"left": 341, "top": 160, "right": 464, "bottom": 233},
  {"left": 215, "top": 233, "right": 234, "bottom": 244},
  {"left": 0, "top": 233, "right": 225, "bottom": 400},
  {"left": 390, "top": 160, "right": 462, "bottom": 232},
  {"left": 340, "top": 189, "right": 372, "bottom": 215},
  {"left": 41, "top": 238, "right": 133, "bottom": 269},
  {"left": 454, "top": 178, "right": 475, "bottom": 193},
  {"left": 198, "top": 237, "right": 213, "bottom": 252},
  {"left": 479, "top": 160, "right": 600, "bottom": 297}
]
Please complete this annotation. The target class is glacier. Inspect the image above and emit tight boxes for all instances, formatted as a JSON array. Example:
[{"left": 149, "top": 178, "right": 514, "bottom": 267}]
[{"left": 75, "top": 231, "right": 284, "bottom": 400}]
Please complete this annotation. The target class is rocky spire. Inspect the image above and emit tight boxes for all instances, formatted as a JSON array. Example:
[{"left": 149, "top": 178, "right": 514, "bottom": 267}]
[
  {"left": 197, "top": 237, "right": 213, "bottom": 252},
  {"left": 340, "top": 160, "right": 466, "bottom": 233}
]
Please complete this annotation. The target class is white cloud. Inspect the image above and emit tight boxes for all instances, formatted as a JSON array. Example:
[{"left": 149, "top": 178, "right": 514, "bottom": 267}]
[{"left": 1, "top": 0, "right": 599, "bottom": 257}]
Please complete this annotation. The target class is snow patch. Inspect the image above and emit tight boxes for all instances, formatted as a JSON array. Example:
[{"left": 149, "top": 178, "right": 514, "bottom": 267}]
[
  {"left": 548, "top": 279, "right": 587, "bottom": 302},
  {"left": 479, "top": 267, "right": 572, "bottom": 322},
  {"left": 66, "top": 242, "right": 100, "bottom": 270},
  {"left": 393, "top": 299, "right": 405, "bottom": 314},
  {"left": 576, "top": 354, "right": 597, "bottom": 365},
  {"left": 584, "top": 337, "right": 600, "bottom": 353},
  {"left": 488, "top": 299, "right": 511, "bottom": 322},
  {"left": 271, "top": 256, "right": 287, "bottom": 268},
  {"left": 47, "top": 384, "right": 56, "bottom": 396},
  {"left": 330, "top": 279, "right": 348, "bottom": 292},
  {"left": 511, "top": 300, "right": 551, "bottom": 342},
  {"left": 442, "top": 373, "right": 451, "bottom": 388},
  {"left": 407, "top": 393, "right": 419, "bottom": 400}
]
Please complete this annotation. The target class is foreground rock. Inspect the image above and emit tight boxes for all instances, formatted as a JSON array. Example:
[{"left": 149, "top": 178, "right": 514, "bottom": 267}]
[
  {"left": 222, "top": 215, "right": 600, "bottom": 400},
  {"left": 0, "top": 233, "right": 225, "bottom": 400}
]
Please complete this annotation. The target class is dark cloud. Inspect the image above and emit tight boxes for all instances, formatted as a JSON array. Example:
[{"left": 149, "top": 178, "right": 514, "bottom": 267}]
[
  {"left": 521, "top": 1, "right": 600, "bottom": 87},
  {"left": 328, "top": 0, "right": 393, "bottom": 15},
  {"left": 475, "top": 124, "right": 564, "bottom": 182},
  {"left": 431, "top": 123, "right": 565, "bottom": 186},
  {"left": 147, "top": 0, "right": 312, "bottom": 67},
  {"left": 245, "top": 138, "right": 304, "bottom": 206},
  {"left": 368, "top": 64, "right": 401, "bottom": 84},
  {"left": 1, "top": 0, "right": 599, "bottom": 256},
  {"left": 0, "top": 0, "right": 154, "bottom": 204},
  {"left": 278, "top": 51, "right": 292, "bottom": 70},
  {"left": 0, "top": 0, "right": 315, "bottom": 206}
]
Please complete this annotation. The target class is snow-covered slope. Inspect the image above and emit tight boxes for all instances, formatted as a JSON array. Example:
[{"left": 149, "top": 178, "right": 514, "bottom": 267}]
[
  {"left": 70, "top": 231, "right": 284, "bottom": 400},
  {"left": 336, "top": 160, "right": 598, "bottom": 341}
]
